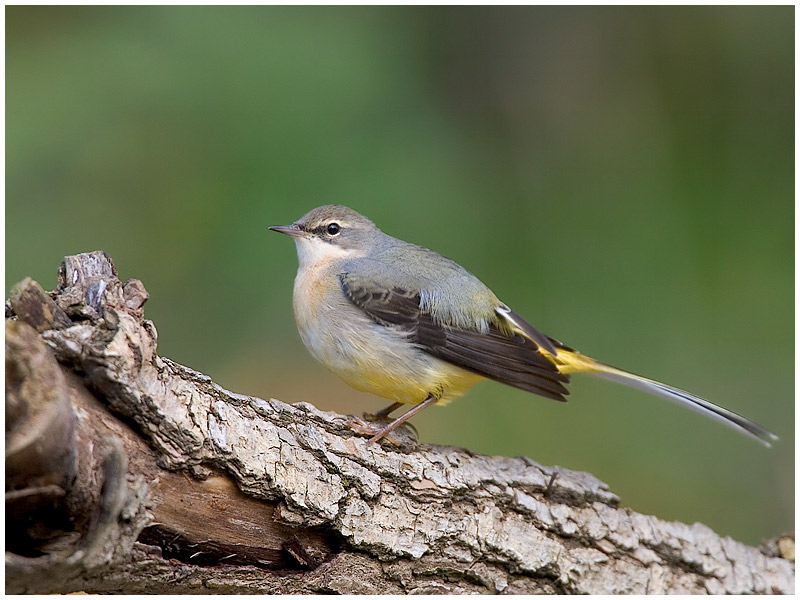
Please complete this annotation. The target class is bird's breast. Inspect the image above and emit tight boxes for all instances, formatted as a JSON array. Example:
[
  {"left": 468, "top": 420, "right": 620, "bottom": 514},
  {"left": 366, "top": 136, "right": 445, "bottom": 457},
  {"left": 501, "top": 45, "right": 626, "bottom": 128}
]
[{"left": 292, "top": 262, "right": 333, "bottom": 323}]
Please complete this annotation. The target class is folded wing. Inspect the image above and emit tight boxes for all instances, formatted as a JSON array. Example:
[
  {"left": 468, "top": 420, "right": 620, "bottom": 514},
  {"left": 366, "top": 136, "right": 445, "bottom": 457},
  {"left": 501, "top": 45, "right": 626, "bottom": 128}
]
[{"left": 339, "top": 273, "right": 570, "bottom": 401}]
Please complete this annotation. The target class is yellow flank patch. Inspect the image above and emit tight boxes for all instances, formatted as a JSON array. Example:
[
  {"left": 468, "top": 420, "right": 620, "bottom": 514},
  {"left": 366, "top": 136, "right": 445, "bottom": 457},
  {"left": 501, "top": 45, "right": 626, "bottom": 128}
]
[
  {"left": 336, "top": 367, "right": 429, "bottom": 405},
  {"left": 336, "top": 352, "right": 484, "bottom": 406}
]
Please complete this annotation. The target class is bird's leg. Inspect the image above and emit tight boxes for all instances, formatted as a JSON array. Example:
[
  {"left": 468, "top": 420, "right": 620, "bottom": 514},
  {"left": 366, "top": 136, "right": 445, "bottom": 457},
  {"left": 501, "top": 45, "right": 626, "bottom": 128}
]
[
  {"left": 367, "top": 395, "right": 438, "bottom": 444},
  {"left": 364, "top": 401, "right": 404, "bottom": 422}
]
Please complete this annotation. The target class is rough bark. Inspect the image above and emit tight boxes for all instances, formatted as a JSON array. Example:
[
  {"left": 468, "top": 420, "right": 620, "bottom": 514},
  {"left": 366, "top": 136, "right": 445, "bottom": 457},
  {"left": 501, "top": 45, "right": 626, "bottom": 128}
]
[{"left": 5, "top": 251, "right": 795, "bottom": 594}]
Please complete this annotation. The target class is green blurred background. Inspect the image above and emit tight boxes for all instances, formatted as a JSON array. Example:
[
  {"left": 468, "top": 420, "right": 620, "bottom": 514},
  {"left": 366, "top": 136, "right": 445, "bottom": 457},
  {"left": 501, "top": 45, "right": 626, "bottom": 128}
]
[{"left": 6, "top": 6, "right": 793, "bottom": 545}]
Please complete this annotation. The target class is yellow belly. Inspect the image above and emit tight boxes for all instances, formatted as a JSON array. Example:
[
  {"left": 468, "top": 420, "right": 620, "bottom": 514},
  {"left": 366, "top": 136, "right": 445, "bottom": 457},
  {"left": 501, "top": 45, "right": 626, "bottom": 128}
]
[{"left": 333, "top": 348, "right": 485, "bottom": 406}]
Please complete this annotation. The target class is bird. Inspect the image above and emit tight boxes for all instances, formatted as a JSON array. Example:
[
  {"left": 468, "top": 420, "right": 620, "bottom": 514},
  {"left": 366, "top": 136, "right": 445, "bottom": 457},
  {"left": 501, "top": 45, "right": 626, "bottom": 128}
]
[{"left": 269, "top": 205, "right": 777, "bottom": 446}]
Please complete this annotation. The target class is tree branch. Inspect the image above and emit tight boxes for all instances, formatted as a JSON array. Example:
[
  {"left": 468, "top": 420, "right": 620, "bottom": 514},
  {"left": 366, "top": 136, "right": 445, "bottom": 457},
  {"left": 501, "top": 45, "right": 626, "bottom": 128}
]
[{"left": 5, "top": 251, "right": 794, "bottom": 594}]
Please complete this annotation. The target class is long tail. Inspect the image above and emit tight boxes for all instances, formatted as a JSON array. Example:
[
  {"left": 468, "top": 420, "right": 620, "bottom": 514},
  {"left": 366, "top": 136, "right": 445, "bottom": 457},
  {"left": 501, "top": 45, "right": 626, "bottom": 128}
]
[{"left": 554, "top": 348, "right": 778, "bottom": 447}]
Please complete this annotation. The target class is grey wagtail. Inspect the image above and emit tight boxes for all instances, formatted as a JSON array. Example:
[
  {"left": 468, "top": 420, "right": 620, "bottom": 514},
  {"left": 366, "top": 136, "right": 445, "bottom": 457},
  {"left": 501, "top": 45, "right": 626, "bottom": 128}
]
[{"left": 270, "top": 205, "right": 777, "bottom": 446}]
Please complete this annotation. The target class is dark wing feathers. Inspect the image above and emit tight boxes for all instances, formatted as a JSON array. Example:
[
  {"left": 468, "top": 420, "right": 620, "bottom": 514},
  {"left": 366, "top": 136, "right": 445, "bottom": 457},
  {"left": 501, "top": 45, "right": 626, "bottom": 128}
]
[
  {"left": 422, "top": 324, "right": 569, "bottom": 400},
  {"left": 340, "top": 279, "right": 420, "bottom": 326},
  {"left": 339, "top": 273, "right": 570, "bottom": 402}
]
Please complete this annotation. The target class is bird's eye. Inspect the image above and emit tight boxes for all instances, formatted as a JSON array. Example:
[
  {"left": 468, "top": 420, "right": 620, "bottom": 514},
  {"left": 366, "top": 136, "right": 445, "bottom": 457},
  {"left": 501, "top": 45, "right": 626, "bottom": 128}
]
[{"left": 326, "top": 222, "right": 341, "bottom": 236}]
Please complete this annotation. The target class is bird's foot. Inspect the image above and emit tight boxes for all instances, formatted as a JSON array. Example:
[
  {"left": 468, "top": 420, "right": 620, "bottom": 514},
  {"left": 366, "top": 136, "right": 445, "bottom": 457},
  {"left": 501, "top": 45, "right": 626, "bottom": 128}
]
[{"left": 345, "top": 414, "right": 418, "bottom": 446}]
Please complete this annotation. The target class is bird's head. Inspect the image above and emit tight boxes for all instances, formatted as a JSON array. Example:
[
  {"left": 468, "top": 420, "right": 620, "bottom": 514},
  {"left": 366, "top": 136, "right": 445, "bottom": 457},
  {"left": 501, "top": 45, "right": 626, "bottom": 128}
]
[{"left": 270, "top": 205, "right": 382, "bottom": 268}]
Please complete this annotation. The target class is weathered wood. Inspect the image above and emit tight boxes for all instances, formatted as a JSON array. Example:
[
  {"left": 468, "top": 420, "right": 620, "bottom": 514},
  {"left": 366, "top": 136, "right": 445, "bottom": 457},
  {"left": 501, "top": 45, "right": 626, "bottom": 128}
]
[{"left": 5, "top": 251, "right": 795, "bottom": 594}]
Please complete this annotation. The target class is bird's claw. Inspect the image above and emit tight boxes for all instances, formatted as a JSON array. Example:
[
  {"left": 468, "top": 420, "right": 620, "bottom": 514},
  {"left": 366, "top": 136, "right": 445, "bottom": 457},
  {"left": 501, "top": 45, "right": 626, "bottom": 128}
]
[{"left": 344, "top": 414, "right": 417, "bottom": 446}]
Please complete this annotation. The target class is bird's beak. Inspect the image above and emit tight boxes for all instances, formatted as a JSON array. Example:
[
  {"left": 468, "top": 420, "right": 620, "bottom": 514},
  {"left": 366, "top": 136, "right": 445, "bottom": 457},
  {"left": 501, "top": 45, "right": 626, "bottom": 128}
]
[{"left": 269, "top": 224, "right": 305, "bottom": 238}]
